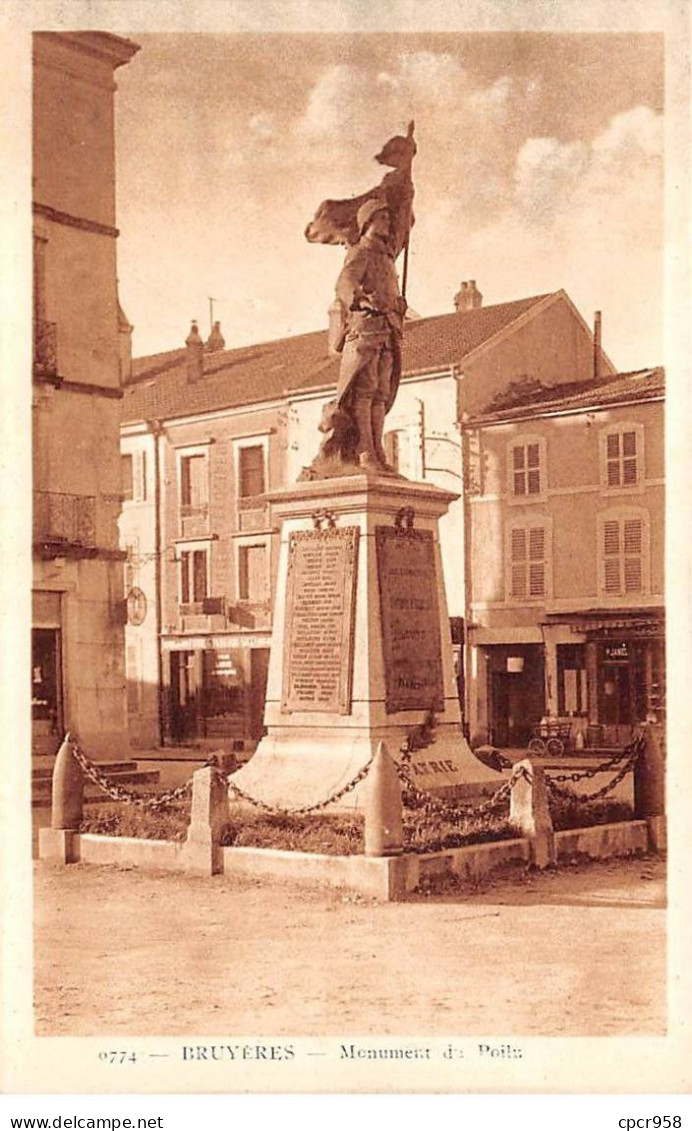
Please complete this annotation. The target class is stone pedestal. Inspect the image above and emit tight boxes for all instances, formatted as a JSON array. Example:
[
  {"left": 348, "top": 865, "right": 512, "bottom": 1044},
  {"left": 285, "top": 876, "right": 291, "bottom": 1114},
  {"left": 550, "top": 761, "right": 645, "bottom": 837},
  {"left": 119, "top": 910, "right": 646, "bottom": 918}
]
[{"left": 231, "top": 475, "right": 500, "bottom": 810}]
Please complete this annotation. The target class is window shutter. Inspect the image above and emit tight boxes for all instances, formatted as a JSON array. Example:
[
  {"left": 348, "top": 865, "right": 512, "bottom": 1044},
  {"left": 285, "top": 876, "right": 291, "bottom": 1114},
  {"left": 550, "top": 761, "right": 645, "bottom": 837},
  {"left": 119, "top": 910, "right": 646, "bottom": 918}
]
[
  {"left": 623, "top": 518, "right": 643, "bottom": 592},
  {"left": 528, "top": 526, "right": 546, "bottom": 596},
  {"left": 603, "top": 519, "right": 621, "bottom": 594},
  {"left": 180, "top": 554, "right": 190, "bottom": 604},
  {"left": 193, "top": 550, "right": 207, "bottom": 601},
  {"left": 510, "top": 527, "right": 527, "bottom": 598}
]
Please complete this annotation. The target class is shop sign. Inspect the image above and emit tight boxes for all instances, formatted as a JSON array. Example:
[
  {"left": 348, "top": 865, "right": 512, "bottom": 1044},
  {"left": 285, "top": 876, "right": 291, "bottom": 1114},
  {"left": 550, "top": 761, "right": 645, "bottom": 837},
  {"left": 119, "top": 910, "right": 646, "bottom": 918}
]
[
  {"left": 163, "top": 633, "right": 270, "bottom": 651},
  {"left": 604, "top": 642, "right": 629, "bottom": 661}
]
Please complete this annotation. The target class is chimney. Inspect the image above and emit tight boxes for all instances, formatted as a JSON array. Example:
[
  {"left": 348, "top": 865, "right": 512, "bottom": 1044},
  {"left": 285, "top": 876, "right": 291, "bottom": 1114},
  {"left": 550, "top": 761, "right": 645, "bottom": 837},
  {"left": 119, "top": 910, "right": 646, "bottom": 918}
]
[
  {"left": 593, "top": 311, "right": 602, "bottom": 381},
  {"left": 454, "top": 279, "right": 483, "bottom": 313},
  {"left": 206, "top": 320, "right": 225, "bottom": 352},
  {"left": 186, "top": 320, "right": 204, "bottom": 383}
]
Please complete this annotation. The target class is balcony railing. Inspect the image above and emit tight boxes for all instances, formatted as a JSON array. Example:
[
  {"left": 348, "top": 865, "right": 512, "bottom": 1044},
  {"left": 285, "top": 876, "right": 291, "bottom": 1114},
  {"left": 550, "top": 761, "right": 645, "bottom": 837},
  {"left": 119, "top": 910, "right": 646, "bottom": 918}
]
[
  {"left": 33, "top": 491, "right": 96, "bottom": 556},
  {"left": 33, "top": 320, "right": 58, "bottom": 379}
]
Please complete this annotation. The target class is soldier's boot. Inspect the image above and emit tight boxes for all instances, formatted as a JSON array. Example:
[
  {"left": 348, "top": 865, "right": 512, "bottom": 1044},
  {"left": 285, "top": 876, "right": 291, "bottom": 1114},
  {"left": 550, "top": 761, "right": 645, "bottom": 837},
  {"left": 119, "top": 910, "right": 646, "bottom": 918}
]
[
  {"left": 354, "top": 397, "right": 379, "bottom": 472},
  {"left": 371, "top": 402, "right": 396, "bottom": 472}
]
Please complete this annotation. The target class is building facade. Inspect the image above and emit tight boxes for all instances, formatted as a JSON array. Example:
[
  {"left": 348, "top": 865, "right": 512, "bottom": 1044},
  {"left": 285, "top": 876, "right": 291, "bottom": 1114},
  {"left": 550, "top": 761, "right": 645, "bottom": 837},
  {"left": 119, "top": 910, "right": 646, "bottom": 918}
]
[
  {"left": 121, "top": 285, "right": 613, "bottom": 750},
  {"left": 462, "top": 368, "right": 665, "bottom": 748},
  {"left": 32, "top": 32, "right": 139, "bottom": 759}
]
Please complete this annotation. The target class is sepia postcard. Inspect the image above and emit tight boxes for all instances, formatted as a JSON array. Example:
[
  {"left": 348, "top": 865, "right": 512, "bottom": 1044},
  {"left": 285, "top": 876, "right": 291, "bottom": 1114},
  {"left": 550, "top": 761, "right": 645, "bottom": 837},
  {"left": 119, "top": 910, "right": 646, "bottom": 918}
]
[{"left": 1, "top": 0, "right": 690, "bottom": 1098}]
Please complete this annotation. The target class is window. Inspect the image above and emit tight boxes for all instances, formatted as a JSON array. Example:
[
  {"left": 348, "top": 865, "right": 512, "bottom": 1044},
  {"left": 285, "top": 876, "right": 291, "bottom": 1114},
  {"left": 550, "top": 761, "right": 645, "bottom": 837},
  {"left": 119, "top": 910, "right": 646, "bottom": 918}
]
[
  {"left": 122, "top": 451, "right": 147, "bottom": 503},
  {"left": 600, "top": 511, "right": 648, "bottom": 597},
  {"left": 180, "top": 549, "right": 208, "bottom": 604},
  {"left": 180, "top": 453, "right": 208, "bottom": 511},
  {"left": 238, "top": 543, "right": 268, "bottom": 602},
  {"left": 121, "top": 454, "right": 134, "bottom": 501},
  {"left": 600, "top": 425, "right": 644, "bottom": 492},
  {"left": 507, "top": 521, "right": 550, "bottom": 601},
  {"left": 507, "top": 436, "right": 546, "bottom": 502},
  {"left": 238, "top": 445, "right": 265, "bottom": 500}
]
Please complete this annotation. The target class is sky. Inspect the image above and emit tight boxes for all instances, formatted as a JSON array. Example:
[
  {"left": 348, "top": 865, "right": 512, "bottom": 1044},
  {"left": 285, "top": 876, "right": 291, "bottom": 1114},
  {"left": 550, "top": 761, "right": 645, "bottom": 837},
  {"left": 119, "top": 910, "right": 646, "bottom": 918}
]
[{"left": 114, "top": 32, "right": 664, "bottom": 371}]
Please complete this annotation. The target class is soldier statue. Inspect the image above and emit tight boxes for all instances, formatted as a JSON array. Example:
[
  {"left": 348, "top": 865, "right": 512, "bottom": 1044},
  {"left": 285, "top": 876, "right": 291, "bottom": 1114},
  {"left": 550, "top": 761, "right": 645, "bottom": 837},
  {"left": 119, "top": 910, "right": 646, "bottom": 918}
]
[{"left": 302, "top": 123, "right": 416, "bottom": 479}]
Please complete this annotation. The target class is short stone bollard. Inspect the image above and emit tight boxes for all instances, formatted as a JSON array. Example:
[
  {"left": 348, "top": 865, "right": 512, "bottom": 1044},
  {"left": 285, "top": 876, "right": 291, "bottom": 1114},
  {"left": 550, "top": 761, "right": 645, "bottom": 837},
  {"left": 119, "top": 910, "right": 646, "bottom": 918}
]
[
  {"left": 182, "top": 765, "right": 230, "bottom": 876},
  {"left": 364, "top": 741, "right": 403, "bottom": 857},
  {"left": 634, "top": 724, "right": 666, "bottom": 853},
  {"left": 38, "top": 733, "right": 84, "bottom": 864},
  {"left": 509, "top": 758, "right": 555, "bottom": 868}
]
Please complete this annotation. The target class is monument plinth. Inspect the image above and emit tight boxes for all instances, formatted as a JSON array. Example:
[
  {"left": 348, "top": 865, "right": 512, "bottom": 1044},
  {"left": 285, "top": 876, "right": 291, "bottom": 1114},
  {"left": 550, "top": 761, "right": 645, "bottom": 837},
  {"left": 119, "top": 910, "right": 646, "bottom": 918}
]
[{"left": 231, "top": 474, "right": 499, "bottom": 810}]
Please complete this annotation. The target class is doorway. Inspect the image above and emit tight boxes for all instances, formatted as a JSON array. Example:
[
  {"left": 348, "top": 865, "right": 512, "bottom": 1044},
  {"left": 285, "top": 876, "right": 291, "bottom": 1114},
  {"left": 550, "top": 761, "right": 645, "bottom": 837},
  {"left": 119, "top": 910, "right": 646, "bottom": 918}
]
[{"left": 32, "top": 628, "right": 62, "bottom": 754}]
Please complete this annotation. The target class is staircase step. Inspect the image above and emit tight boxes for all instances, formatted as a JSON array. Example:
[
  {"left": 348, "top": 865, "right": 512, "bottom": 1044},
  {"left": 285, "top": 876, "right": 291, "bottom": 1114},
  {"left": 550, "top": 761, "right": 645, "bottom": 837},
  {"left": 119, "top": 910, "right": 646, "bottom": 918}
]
[{"left": 32, "top": 760, "right": 139, "bottom": 782}]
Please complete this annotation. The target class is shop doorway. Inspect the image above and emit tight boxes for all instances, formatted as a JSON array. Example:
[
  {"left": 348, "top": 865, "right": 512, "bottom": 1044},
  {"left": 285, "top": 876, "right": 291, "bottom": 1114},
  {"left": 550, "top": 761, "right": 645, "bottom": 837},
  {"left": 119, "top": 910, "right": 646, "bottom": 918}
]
[
  {"left": 488, "top": 645, "right": 545, "bottom": 747},
  {"left": 169, "top": 650, "right": 200, "bottom": 743},
  {"left": 32, "top": 628, "right": 62, "bottom": 755}
]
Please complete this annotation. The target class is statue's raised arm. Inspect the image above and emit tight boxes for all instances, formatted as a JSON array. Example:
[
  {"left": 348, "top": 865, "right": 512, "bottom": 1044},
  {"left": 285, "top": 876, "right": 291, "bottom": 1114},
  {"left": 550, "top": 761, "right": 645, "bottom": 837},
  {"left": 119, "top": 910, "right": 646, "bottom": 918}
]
[{"left": 301, "top": 123, "right": 416, "bottom": 480}]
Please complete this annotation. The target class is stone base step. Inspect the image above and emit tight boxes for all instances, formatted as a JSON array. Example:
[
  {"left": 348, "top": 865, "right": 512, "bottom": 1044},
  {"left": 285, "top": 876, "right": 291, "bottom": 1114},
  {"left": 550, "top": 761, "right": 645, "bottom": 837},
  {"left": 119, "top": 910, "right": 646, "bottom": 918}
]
[{"left": 32, "top": 760, "right": 139, "bottom": 782}]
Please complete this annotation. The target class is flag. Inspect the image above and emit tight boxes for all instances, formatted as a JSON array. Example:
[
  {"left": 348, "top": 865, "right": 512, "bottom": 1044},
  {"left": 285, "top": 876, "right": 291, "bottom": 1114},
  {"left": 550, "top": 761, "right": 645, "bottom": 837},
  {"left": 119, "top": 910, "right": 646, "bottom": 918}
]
[{"left": 305, "top": 122, "right": 416, "bottom": 257}]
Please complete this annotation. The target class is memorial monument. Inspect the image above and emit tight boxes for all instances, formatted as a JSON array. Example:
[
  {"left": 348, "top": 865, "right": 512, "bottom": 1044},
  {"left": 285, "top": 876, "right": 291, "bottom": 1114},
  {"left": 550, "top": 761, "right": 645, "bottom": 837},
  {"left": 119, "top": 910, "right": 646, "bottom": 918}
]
[{"left": 231, "top": 123, "right": 499, "bottom": 808}]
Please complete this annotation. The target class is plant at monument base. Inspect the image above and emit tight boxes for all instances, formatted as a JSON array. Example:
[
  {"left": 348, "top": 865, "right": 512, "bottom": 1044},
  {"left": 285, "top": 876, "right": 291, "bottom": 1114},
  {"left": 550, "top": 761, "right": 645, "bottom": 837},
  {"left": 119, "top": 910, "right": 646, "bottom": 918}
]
[
  {"left": 220, "top": 812, "right": 365, "bottom": 855},
  {"left": 549, "top": 797, "right": 633, "bottom": 831},
  {"left": 403, "top": 807, "right": 516, "bottom": 854},
  {"left": 79, "top": 801, "right": 189, "bottom": 841}
]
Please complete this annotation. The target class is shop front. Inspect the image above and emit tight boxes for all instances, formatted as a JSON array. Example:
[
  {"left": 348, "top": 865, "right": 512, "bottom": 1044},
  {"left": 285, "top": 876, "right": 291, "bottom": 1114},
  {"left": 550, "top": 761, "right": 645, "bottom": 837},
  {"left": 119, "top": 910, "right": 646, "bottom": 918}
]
[
  {"left": 546, "top": 612, "right": 665, "bottom": 747},
  {"left": 485, "top": 643, "right": 545, "bottom": 748},
  {"left": 164, "top": 634, "right": 270, "bottom": 749}
]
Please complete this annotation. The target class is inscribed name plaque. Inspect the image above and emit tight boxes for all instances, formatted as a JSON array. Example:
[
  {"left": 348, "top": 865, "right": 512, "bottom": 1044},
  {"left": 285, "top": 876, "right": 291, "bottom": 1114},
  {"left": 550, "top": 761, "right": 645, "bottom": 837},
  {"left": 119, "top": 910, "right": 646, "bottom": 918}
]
[
  {"left": 281, "top": 527, "right": 359, "bottom": 714},
  {"left": 376, "top": 526, "right": 445, "bottom": 714}
]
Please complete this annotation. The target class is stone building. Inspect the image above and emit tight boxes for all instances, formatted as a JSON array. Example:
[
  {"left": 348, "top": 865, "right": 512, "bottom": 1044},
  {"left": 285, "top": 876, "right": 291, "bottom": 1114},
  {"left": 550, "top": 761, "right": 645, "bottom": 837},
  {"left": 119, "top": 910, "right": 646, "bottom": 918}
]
[
  {"left": 121, "top": 285, "right": 611, "bottom": 751},
  {"left": 462, "top": 367, "right": 665, "bottom": 748},
  {"left": 32, "top": 32, "right": 139, "bottom": 758}
]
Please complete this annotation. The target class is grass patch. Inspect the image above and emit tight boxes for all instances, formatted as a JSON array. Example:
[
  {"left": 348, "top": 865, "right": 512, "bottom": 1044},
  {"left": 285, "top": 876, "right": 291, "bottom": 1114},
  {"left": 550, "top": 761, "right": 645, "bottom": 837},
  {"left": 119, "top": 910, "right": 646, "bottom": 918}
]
[
  {"left": 77, "top": 792, "right": 636, "bottom": 854},
  {"left": 80, "top": 802, "right": 189, "bottom": 842},
  {"left": 220, "top": 811, "right": 364, "bottom": 855},
  {"left": 549, "top": 796, "right": 634, "bottom": 831}
]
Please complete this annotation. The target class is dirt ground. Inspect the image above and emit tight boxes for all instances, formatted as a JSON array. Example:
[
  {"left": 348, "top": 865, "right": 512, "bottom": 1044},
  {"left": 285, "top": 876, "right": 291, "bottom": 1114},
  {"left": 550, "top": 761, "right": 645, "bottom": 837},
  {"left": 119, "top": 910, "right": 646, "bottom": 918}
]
[{"left": 33, "top": 856, "right": 665, "bottom": 1038}]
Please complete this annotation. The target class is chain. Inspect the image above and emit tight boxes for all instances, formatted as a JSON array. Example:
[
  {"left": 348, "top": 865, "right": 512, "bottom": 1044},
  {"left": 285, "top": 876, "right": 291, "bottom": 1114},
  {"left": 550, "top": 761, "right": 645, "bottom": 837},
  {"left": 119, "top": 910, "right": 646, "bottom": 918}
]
[
  {"left": 394, "top": 745, "right": 527, "bottom": 818},
  {"left": 225, "top": 751, "right": 375, "bottom": 816},
  {"left": 545, "top": 743, "right": 641, "bottom": 803},
  {"left": 68, "top": 735, "right": 205, "bottom": 810}
]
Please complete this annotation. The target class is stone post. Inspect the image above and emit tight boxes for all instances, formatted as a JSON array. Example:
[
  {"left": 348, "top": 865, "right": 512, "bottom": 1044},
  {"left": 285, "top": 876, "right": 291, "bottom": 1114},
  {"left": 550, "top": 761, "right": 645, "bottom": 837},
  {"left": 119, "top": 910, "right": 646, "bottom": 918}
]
[
  {"left": 38, "top": 734, "right": 84, "bottom": 864},
  {"left": 634, "top": 724, "right": 666, "bottom": 853},
  {"left": 509, "top": 758, "right": 555, "bottom": 868},
  {"left": 364, "top": 741, "right": 403, "bottom": 857},
  {"left": 182, "top": 765, "right": 230, "bottom": 875}
]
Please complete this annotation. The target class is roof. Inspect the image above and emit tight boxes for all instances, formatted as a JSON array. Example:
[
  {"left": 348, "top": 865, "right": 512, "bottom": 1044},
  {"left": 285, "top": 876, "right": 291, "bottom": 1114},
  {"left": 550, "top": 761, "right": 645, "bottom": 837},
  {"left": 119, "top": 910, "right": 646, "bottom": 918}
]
[
  {"left": 122, "top": 292, "right": 555, "bottom": 425},
  {"left": 469, "top": 367, "right": 665, "bottom": 425}
]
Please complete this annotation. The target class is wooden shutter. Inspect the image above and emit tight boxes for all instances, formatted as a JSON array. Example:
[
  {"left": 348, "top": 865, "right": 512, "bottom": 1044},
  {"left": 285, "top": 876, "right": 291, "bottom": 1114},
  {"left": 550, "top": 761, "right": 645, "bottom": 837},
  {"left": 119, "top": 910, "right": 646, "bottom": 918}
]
[
  {"left": 623, "top": 517, "right": 643, "bottom": 592},
  {"left": 512, "top": 445, "right": 526, "bottom": 496},
  {"left": 622, "top": 431, "right": 638, "bottom": 486},
  {"left": 192, "top": 550, "right": 208, "bottom": 601},
  {"left": 603, "top": 519, "right": 621, "bottom": 593},
  {"left": 510, "top": 527, "right": 527, "bottom": 598},
  {"left": 526, "top": 444, "right": 541, "bottom": 495},
  {"left": 528, "top": 526, "right": 546, "bottom": 596},
  {"left": 606, "top": 433, "right": 621, "bottom": 487}
]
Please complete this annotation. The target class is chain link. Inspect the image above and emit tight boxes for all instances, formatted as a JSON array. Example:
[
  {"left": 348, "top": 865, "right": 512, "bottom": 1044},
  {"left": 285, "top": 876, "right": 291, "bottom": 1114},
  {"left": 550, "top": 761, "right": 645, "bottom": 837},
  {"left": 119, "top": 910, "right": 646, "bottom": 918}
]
[
  {"left": 224, "top": 751, "right": 375, "bottom": 816},
  {"left": 69, "top": 736, "right": 203, "bottom": 810},
  {"left": 545, "top": 742, "right": 641, "bottom": 804},
  {"left": 546, "top": 731, "right": 645, "bottom": 785}
]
